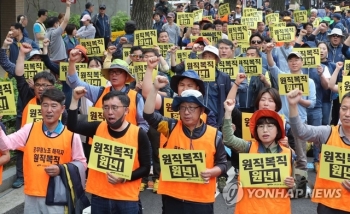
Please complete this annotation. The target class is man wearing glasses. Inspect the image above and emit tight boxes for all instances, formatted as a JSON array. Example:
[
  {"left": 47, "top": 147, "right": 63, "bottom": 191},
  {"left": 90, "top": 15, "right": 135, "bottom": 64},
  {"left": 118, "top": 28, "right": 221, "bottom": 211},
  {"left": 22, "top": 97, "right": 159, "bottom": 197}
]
[{"left": 92, "top": 4, "right": 111, "bottom": 50}]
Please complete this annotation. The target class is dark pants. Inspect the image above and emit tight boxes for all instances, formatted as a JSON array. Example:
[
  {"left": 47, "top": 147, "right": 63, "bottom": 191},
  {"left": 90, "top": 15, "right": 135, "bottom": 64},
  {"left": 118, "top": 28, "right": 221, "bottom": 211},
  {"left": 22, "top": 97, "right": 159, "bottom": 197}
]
[
  {"left": 317, "top": 203, "right": 350, "bottom": 214},
  {"left": 15, "top": 96, "right": 24, "bottom": 179},
  {"left": 162, "top": 195, "right": 213, "bottom": 214},
  {"left": 90, "top": 194, "right": 140, "bottom": 214},
  {"left": 331, "top": 98, "right": 340, "bottom": 125},
  {"left": 147, "top": 127, "right": 160, "bottom": 181}
]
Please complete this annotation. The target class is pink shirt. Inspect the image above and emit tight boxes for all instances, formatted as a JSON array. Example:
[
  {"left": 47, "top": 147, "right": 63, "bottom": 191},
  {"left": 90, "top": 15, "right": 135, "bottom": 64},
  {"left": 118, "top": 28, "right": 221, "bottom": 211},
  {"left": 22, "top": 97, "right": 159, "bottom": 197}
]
[{"left": 0, "top": 123, "right": 87, "bottom": 168}]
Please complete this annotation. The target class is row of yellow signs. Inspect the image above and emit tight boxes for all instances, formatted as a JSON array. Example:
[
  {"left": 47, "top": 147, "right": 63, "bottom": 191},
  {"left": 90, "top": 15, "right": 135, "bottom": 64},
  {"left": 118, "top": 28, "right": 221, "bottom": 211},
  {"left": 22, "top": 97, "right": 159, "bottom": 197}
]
[{"left": 88, "top": 133, "right": 350, "bottom": 186}]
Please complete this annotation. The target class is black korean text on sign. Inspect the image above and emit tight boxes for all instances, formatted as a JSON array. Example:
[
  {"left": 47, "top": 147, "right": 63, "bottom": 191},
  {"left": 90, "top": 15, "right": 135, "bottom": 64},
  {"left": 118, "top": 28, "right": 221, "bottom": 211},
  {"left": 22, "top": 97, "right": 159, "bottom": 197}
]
[{"left": 33, "top": 146, "right": 64, "bottom": 166}]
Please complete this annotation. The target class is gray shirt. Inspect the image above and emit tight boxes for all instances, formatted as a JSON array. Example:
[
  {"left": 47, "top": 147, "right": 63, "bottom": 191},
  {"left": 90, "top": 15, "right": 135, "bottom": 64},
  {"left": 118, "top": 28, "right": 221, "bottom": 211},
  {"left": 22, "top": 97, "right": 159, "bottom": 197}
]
[
  {"left": 77, "top": 24, "right": 96, "bottom": 39},
  {"left": 161, "top": 23, "right": 180, "bottom": 46},
  {"left": 46, "top": 27, "right": 67, "bottom": 61},
  {"left": 290, "top": 116, "right": 350, "bottom": 146}
]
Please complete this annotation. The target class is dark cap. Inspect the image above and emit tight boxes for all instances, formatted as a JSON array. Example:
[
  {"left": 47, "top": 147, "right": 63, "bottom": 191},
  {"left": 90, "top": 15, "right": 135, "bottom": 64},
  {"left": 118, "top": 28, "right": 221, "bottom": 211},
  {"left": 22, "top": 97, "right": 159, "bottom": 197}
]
[
  {"left": 170, "top": 70, "right": 206, "bottom": 95},
  {"left": 85, "top": 2, "right": 94, "bottom": 9},
  {"left": 333, "top": 13, "right": 342, "bottom": 20},
  {"left": 99, "top": 4, "right": 106, "bottom": 9}
]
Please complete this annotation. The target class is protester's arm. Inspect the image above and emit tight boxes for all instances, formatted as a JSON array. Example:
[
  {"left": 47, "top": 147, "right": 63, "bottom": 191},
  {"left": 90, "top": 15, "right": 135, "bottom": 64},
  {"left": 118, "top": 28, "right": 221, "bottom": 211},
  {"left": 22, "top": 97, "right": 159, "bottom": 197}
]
[
  {"left": 41, "top": 39, "right": 60, "bottom": 75},
  {"left": 130, "top": 129, "right": 151, "bottom": 181},
  {"left": 67, "top": 87, "right": 101, "bottom": 137},
  {"left": 328, "top": 62, "right": 343, "bottom": 92},
  {"left": 226, "top": 73, "right": 247, "bottom": 101},
  {"left": 0, "top": 150, "right": 10, "bottom": 166},
  {"left": 295, "top": 29, "right": 306, "bottom": 45},
  {"left": 71, "top": 133, "right": 87, "bottom": 169},
  {"left": 222, "top": 99, "right": 250, "bottom": 152},
  {"left": 103, "top": 46, "right": 116, "bottom": 68},
  {"left": 59, "top": 1, "right": 71, "bottom": 31},
  {"left": 0, "top": 124, "right": 32, "bottom": 151},
  {"left": 0, "top": 38, "right": 15, "bottom": 76},
  {"left": 135, "top": 94, "right": 149, "bottom": 132},
  {"left": 142, "top": 58, "right": 163, "bottom": 110},
  {"left": 287, "top": 89, "right": 331, "bottom": 144},
  {"left": 318, "top": 65, "right": 330, "bottom": 90}
]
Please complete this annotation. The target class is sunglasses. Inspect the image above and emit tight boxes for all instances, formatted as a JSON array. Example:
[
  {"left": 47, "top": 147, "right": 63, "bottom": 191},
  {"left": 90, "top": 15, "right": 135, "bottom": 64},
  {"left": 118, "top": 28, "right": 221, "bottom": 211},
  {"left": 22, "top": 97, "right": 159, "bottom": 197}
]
[
  {"left": 331, "top": 34, "right": 341, "bottom": 38},
  {"left": 251, "top": 40, "right": 262, "bottom": 44}
]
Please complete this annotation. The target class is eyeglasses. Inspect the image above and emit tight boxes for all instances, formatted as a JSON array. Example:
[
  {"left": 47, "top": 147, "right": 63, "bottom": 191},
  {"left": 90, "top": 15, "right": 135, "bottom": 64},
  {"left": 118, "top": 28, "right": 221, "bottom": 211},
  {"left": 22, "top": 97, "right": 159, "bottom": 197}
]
[
  {"left": 251, "top": 40, "right": 262, "bottom": 44},
  {"left": 130, "top": 54, "right": 143, "bottom": 59},
  {"left": 108, "top": 70, "right": 124, "bottom": 75},
  {"left": 103, "top": 105, "right": 126, "bottom": 112},
  {"left": 34, "top": 83, "right": 53, "bottom": 88},
  {"left": 179, "top": 106, "right": 200, "bottom": 113},
  {"left": 332, "top": 34, "right": 341, "bottom": 38},
  {"left": 257, "top": 124, "right": 276, "bottom": 131}
]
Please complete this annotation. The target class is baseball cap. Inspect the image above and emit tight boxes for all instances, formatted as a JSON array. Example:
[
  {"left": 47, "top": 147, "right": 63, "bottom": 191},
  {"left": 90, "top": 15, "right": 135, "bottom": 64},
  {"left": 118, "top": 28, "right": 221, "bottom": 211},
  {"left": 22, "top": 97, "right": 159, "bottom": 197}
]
[
  {"left": 26, "top": 49, "right": 42, "bottom": 61},
  {"left": 287, "top": 51, "right": 303, "bottom": 60},
  {"left": 99, "top": 4, "right": 106, "bottom": 9},
  {"left": 81, "top": 14, "right": 91, "bottom": 21},
  {"left": 172, "top": 89, "right": 210, "bottom": 114}
]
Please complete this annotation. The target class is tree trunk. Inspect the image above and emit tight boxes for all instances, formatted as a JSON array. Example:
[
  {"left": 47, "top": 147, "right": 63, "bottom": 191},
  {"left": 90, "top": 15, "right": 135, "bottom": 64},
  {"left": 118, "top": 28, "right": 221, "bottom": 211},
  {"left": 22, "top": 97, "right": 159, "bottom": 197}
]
[
  {"left": 131, "top": 0, "right": 154, "bottom": 30},
  {"left": 270, "top": 0, "right": 285, "bottom": 12},
  {"left": 224, "top": 0, "right": 237, "bottom": 13}
]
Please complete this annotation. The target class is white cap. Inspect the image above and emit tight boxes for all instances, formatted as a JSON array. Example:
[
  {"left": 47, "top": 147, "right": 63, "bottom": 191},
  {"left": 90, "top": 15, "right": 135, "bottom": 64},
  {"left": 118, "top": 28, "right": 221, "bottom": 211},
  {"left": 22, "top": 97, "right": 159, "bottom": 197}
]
[
  {"left": 198, "top": 45, "right": 220, "bottom": 62},
  {"left": 328, "top": 28, "right": 344, "bottom": 37}
]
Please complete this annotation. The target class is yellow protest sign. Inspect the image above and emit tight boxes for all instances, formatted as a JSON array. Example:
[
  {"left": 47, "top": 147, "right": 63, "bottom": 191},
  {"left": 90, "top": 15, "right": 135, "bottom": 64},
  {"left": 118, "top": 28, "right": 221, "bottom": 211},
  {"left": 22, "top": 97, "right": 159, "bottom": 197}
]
[
  {"left": 59, "top": 62, "right": 87, "bottom": 81},
  {"left": 312, "top": 18, "right": 320, "bottom": 27},
  {"left": 200, "top": 30, "right": 222, "bottom": 44},
  {"left": 272, "top": 27, "right": 295, "bottom": 42},
  {"left": 163, "top": 97, "right": 180, "bottom": 119},
  {"left": 123, "top": 47, "right": 131, "bottom": 61},
  {"left": 238, "top": 43, "right": 250, "bottom": 54},
  {"left": 78, "top": 68, "right": 106, "bottom": 86},
  {"left": 184, "top": 59, "right": 216, "bottom": 81},
  {"left": 176, "top": 50, "right": 194, "bottom": 64},
  {"left": 159, "top": 149, "right": 206, "bottom": 183},
  {"left": 270, "top": 22, "right": 286, "bottom": 28},
  {"left": 265, "top": 13, "right": 280, "bottom": 25},
  {"left": 245, "top": 11, "right": 263, "bottom": 22},
  {"left": 344, "top": 60, "right": 350, "bottom": 75},
  {"left": 227, "top": 25, "right": 249, "bottom": 43},
  {"left": 111, "top": 31, "right": 125, "bottom": 42},
  {"left": 158, "top": 43, "right": 173, "bottom": 57},
  {"left": 238, "top": 58, "right": 262, "bottom": 76},
  {"left": 278, "top": 74, "right": 309, "bottom": 95},
  {"left": 176, "top": 12, "right": 194, "bottom": 27},
  {"left": 294, "top": 10, "right": 308, "bottom": 23},
  {"left": 193, "top": 9, "right": 203, "bottom": 22},
  {"left": 341, "top": 6, "right": 350, "bottom": 12},
  {"left": 131, "top": 62, "right": 158, "bottom": 82},
  {"left": 134, "top": 30, "right": 157, "bottom": 46},
  {"left": 319, "top": 144, "right": 350, "bottom": 182},
  {"left": 239, "top": 153, "right": 291, "bottom": 188},
  {"left": 292, "top": 48, "right": 321, "bottom": 68},
  {"left": 242, "top": 112, "right": 254, "bottom": 141},
  {"left": 88, "top": 107, "right": 104, "bottom": 122},
  {"left": 24, "top": 62, "right": 44, "bottom": 79},
  {"left": 89, "top": 135, "right": 137, "bottom": 179},
  {"left": 203, "top": 16, "right": 213, "bottom": 22},
  {"left": 243, "top": 8, "right": 256, "bottom": 16},
  {"left": 190, "top": 35, "right": 212, "bottom": 44},
  {"left": 218, "top": 3, "right": 230, "bottom": 17},
  {"left": 342, "top": 76, "right": 350, "bottom": 98},
  {"left": 26, "top": 104, "right": 42, "bottom": 123},
  {"left": 80, "top": 38, "right": 105, "bottom": 57},
  {"left": 218, "top": 59, "right": 239, "bottom": 79},
  {"left": 0, "top": 82, "right": 16, "bottom": 115},
  {"left": 339, "top": 82, "right": 343, "bottom": 103},
  {"left": 241, "top": 17, "right": 259, "bottom": 29}
]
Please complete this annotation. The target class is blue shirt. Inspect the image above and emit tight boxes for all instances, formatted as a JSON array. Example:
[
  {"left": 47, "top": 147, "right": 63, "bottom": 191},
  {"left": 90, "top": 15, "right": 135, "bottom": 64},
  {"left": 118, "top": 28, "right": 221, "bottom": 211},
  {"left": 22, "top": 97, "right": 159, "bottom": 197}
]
[
  {"left": 63, "top": 36, "right": 79, "bottom": 53},
  {"left": 269, "top": 64, "right": 316, "bottom": 123},
  {"left": 43, "top": 120, "right": 64, "bottom": 136},
  {"left": 0, "top": 49, "right": 15, "bottom": 76},
  {"left": 94, "top": 14, "right": 111, "bottom": 38},
  {"left": 66, "top": 72, "right": 149, "bottom": 132}
]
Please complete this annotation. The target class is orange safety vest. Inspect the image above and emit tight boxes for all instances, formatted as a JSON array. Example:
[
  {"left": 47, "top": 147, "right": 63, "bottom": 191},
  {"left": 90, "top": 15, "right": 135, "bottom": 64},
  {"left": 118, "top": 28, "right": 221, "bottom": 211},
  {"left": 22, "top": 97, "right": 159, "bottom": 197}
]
[
  {"left": 23, "top": 121, "right": 73, "bottom": 196},
  {"left": 235, "top": 140, "right": 293, "bottom": 214},
  {"left": 21, "top": 97, "right": 38, "bottom": 128},
  {"left": 86, "top": 121, "right": 141, "bottom": 201},
  {"left": 88, "top": 86, "right": 138, "bottom": 145},
  {"left": 312, "top": 126, "right": 350, "bottom": 212},
  {"left": 157, "top": 120, "right": 217, "bottom": 203}
]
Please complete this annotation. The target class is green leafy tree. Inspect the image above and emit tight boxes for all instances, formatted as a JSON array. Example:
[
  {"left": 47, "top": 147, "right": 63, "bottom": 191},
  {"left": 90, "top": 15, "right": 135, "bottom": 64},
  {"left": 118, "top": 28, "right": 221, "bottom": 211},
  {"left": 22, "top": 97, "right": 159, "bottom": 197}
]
[{"left": 111, "top": 12, "right": 130, "bottom": 32}]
